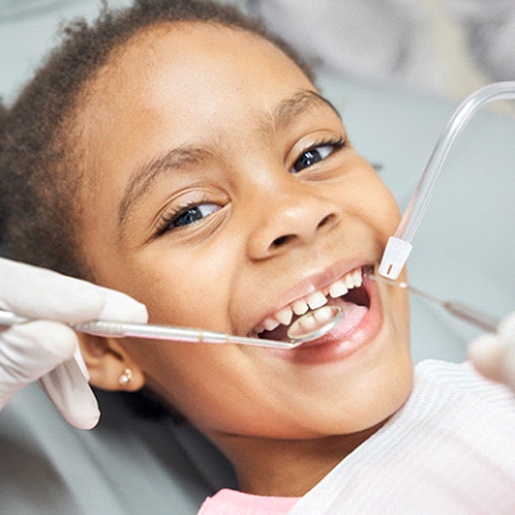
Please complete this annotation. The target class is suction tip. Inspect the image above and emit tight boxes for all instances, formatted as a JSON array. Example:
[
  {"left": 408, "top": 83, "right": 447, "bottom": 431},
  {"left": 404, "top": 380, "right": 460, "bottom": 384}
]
[{"left": 378, "top": 237, "right": 413, "bottom": 280}]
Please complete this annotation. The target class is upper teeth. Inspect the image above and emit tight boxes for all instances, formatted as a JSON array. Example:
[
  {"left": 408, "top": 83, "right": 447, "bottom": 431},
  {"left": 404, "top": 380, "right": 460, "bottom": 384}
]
[{"left": 255, "top": 268, "right": 363, "bottom": 334}]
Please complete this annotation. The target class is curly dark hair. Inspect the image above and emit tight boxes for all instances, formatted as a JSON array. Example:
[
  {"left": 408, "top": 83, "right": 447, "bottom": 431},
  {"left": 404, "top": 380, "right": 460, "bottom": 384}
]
[{"left": 0, "top": 0, "right": 312, "bottom": 279}]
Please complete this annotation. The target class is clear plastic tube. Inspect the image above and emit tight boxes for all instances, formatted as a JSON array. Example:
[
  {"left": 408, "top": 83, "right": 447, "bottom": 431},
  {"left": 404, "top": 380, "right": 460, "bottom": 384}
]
[{"left": 379, "top": 81, "right": 515, "bottom": 279}]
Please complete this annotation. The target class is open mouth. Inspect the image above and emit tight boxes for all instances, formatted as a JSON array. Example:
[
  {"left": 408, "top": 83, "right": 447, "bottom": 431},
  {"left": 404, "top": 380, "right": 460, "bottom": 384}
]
[{"left": 250, "top": 266, "right": 372, "bottom": 343}]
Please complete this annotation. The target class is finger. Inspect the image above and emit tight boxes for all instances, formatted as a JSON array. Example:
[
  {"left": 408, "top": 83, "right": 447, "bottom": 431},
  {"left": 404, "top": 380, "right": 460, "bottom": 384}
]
[
  {"left": 0, "top": 320, "right": 100, "bottom": 428},
  {"left": 498, "top": 313, "right": 515, "bottom": 391},
  {"left": 498, "top": 312, "right": 515, "bottom": 345},
  {"left": 89, "top": 284, "right": 148, "bottom": 323},
  {"left": 38, "top": 359, "right": 100, "bottom": 430},
  {"left": 467, "top": 333, "right": 505, "bottom": 383},
  {"left": 0, "top": 258, "right": 147, "bottom": 323},
  {"left": 0, "top": 320, "right": 78, "bottom": 408}
]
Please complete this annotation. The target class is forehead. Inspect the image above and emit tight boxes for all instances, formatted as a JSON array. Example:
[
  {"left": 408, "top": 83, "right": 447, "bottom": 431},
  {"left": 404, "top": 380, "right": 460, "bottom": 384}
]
[
  {"left": 76, "top": 21, "right": 313, "bottom": 159},
  {"left": 82, "top": 21, "right": 311, "bottom": 117},
  {"left": 74, "top": 22, "right": 316, "bottom": 188}
]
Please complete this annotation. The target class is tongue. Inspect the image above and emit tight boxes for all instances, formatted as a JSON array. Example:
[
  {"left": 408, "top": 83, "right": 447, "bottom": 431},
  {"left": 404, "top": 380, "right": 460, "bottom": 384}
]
[
  {"left": 260, "top": 297, "right": 368, "bottom": 342},
  {"left": 333, "top": 297, "right": 368, "bottom": 337}
]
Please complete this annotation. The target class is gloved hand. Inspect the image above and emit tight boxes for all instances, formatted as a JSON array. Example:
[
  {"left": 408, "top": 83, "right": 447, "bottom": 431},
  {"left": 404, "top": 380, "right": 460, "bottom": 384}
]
[
  {"left": 0, "top": 257, "right": 147, "bottom": 429},
  {"left": 468, "top": 312, "right": 515, "bottom": 392}
]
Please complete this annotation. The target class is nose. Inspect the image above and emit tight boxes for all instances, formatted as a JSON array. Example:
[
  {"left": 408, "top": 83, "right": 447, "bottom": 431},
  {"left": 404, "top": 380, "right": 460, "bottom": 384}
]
[{"left": 247, "top": 182, "right": 343, "bottom": 260}]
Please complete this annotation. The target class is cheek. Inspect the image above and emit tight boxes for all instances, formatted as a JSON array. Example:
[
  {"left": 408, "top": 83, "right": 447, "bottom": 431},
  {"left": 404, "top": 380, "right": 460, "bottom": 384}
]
[
  {"left": 123, "top": 340, "right": 256, "bottom": 433},
  {"left": 107, "top": 245, "right": 237, "bottom": 332},
  {"left": 121, "top": 341, "right": 204, "bottom": 419},
  {"left": 350, "top": 175, "right": 401, "bottom": 239}
]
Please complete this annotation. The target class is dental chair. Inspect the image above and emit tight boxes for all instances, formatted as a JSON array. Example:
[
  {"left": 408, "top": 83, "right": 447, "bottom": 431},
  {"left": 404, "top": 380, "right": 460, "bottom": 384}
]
[{"left": 1, "top": 2, "right": 514, "bottom": 513}]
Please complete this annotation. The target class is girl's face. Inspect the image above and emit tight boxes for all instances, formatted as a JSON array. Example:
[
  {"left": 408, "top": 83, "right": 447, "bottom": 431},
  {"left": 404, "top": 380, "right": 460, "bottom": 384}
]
[{"left": 77, "top": 23, "right": 412, "bottom": 443}]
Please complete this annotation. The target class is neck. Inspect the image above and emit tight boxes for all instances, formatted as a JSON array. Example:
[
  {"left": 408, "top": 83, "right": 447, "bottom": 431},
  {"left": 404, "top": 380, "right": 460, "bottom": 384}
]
[{"left": 210, "top": 421, "right": 386, "bottom": 497}]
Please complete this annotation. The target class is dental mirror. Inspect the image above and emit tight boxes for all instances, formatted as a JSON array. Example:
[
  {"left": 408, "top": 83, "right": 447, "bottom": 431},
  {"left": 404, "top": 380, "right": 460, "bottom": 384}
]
[{"left": 286, "top": 305, "right": 344, "bottom": 344}]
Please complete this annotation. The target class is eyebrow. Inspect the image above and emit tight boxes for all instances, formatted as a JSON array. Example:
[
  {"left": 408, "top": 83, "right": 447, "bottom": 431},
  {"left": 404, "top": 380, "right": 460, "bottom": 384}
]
[
  {"left": 117, "top": 90, "right": 341, "bottom": 233},
  {"left": 270, "top": 90, "right": 342, "bottom": 131},
  {"left": 118, "top": 145, "right": 214, "bottom": 232}
]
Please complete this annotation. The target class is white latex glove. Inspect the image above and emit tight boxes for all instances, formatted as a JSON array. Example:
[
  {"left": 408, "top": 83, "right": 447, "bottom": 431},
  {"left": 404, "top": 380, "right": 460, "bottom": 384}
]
[
  {"left": 468, "top": 312, "right": 515, "bottom": 392},
  {"left": 0, "top": 257, "right": 147, "bottom": 429}
]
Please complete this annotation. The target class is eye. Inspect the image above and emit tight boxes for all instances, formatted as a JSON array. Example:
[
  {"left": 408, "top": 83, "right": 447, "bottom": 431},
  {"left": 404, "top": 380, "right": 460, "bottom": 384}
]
[
  {"left": 160, "top": 202, "right": 220, "bottom": 233},
  {"left": 290, "top": 138, "right": 345, "bottom": 174}
]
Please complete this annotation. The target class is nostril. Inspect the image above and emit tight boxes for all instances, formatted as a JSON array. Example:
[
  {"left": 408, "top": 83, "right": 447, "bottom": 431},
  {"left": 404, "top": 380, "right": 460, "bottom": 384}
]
[
  {"left": 271, "top": 214, "right": 337, "bottom": 248},
  {"left": 317, "top": 214, "right": 334, "bottom": 229}
]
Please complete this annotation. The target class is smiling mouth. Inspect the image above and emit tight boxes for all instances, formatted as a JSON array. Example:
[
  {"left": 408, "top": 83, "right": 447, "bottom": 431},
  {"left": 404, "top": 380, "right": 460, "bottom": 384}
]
[{"left": 250, "top": 266, "right": 372, "bottom": 343}]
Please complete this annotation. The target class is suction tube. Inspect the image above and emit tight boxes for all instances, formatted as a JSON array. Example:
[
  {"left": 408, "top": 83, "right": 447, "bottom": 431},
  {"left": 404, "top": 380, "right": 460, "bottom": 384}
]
[{"left": 379, "top": 81, "right": 515, "bottom": 280}]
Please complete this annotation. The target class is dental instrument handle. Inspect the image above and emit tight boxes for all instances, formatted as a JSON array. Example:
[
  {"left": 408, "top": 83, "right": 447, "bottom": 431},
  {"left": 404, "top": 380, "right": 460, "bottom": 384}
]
[
  {"left": 0, "top": 310, "right": 293, "bottom": 350},
  {"left": 73, "top": 320, "right": 293, "bottom": 349},
  {"left": 440, "top": 301, "right": 499, "bottom": 333},
  {"left": 379, "top": 81, "right": 515, "bottom": 280},
  {"left": 75, "top": 320, "right": 228, "bottom": 342}
]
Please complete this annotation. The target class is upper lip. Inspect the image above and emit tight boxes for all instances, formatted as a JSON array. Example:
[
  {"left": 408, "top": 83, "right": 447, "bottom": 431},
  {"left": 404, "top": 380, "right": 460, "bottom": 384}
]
[{"left": 246, "top": 259, "right": 372, "bottom": 336}]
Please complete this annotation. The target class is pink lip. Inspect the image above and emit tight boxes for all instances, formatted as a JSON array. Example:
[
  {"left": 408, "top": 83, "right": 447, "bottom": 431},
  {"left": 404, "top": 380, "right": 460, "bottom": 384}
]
[
  {"left": 267, "top": 274, "right": 382, "bottom": 365},
  {"left": 248, "top": 259, "right": 371, "bottom": 334}
]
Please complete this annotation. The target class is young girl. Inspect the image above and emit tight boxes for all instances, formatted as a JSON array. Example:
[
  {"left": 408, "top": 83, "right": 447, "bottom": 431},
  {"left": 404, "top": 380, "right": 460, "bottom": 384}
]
[{"left": 1, "top": 1, "right": 514, "bottom": 513}]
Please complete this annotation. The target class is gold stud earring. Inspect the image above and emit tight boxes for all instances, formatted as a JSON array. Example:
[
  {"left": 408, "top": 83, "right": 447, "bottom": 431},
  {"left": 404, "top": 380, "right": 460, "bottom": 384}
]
[{"left": 118, "top": 368, "right": 133, "bottom": 387}]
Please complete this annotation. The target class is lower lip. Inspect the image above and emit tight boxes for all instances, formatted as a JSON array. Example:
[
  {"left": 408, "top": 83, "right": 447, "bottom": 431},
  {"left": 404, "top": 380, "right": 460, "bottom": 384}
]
[{"left": 269, "top": 277, "right": 383, "bottom": 365}]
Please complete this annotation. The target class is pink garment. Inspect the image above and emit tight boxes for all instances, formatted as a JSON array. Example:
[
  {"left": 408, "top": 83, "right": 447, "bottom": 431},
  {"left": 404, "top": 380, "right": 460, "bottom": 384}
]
[
  {"left": 198, "top": 488, "right": 299, "bottom": 514},
  {"left": 199, "top": 360, "right": 515, "bottom": 514}
]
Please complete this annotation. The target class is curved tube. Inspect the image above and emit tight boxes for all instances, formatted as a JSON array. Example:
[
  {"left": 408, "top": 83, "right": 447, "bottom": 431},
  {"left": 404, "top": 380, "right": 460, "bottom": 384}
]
[{"left": 379, "top": 81, "right": 515, "bottom": 279}]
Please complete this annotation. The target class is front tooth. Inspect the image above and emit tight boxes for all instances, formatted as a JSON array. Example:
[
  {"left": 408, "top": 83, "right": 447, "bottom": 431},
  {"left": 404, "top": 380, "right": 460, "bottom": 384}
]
[
  {"left": 276, "top": 307, "right": 293, "bottom": 326},
  {"left": 344, "top": 273, "right": 354, "bottom": 289},
  {"left": 292, "top": 299, "right": 309, "bottom": 315},
  {"left": 307, "top": 291, "right": 328, "bottom": 310},
  {"left": 352, "top": 268, "right": 363, "bottom": 287},
  {"left": 263, "top": 317, "right": 280, "bottom": 331},
  {"left": 329, "top": 279, "right": 348, "bottom": 298}
]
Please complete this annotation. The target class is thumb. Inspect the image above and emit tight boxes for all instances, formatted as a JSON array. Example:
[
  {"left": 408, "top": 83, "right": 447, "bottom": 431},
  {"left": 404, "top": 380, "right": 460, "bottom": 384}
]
[
  {"left": 38, "top": 357, "right": 100, "bottom": 430},
  {"left": 468, "top": 313, "right": 515, "bottom": 391},
  {"left": 468, "top": 333, "right": 505, "bottom": 383}
]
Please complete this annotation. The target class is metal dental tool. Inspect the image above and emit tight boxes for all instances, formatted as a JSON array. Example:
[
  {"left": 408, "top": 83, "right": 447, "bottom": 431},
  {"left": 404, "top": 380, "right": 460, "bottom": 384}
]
[
  {"left": 369, "top": 274, "right": 499, "bottom": 332},
  {"left": 0, "top": 305, "right": 344, "bottom": 349},
  {"left": 379, "top": 81, "right": 515, "bottom": 280}
]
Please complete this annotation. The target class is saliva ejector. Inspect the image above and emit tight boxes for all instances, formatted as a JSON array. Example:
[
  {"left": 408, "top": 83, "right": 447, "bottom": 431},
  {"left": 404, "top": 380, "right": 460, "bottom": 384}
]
[{"left": 379, "top": 81, "right": 515, "bottom": 280}]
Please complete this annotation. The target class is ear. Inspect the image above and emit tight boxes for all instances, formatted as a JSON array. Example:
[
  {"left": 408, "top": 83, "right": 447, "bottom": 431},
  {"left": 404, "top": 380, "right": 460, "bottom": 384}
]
[{"left": 77, "top": 333, "right": 145, "bottom": 392}]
